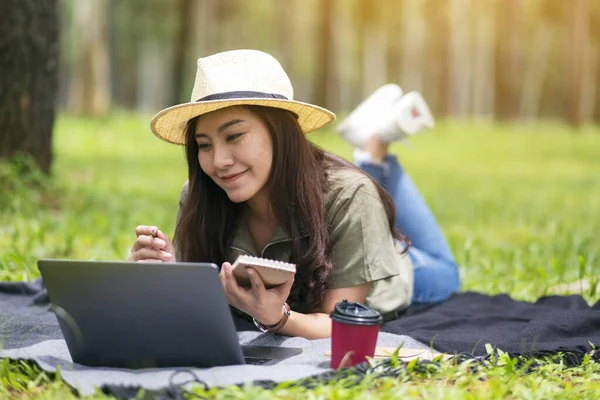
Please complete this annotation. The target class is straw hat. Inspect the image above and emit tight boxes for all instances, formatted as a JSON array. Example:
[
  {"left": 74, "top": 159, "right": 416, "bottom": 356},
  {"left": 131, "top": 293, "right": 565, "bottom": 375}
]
[{"left": 150, "top": 49, "right": 336, "bottom": 145}]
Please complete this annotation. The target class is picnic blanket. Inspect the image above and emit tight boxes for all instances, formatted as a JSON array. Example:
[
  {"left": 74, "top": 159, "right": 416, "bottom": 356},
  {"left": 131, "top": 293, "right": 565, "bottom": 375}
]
[
  {"left": 1, "top": 279, "right": 599, "bottom": 398},
  {"left": 0, "top": 279, "right": 431, "bottom": 397},
  {"left": 383, "top": 292, "right": 600, "bottom": 363}
]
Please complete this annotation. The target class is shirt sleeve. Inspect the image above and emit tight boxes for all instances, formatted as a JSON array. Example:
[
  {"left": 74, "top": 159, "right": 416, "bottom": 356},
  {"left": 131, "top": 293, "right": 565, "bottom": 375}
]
[{"left": 327, "top": 176, "right": 405, "bottom": 289}]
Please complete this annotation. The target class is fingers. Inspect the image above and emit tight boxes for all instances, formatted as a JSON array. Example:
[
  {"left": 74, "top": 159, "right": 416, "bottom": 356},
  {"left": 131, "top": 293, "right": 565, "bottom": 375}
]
[
  {"left": 132, "top": 234, "right": 167, "bottom": 252},
  {"left": 131, "top": 225, "right": 176, "bottom": 262},
  {"left": 246, "top": 267, "right": 266, "bottom": 294},
  {"left": 270, "top": 273, "right": 295, "bottom": 297},
  {"left": 134, "top": 225, "right": 169, "bottom": 243},
  {"left": 130, "top": 247, "right": 173, "bottom": 262},
  {"left": 154, "top": 229, "right": 176, "bottom": 254},
  {"left": 219, "top": 262, "right": 230, "bottom": 295},
  {"left": 283, "top": 273, "right": 295, "bottom": 289},
  {"left": 220, "top": 264, "right": 291, "bottom": 324},
  {"left": 220, "top": 262, "right": 251, "bottom": 309},
  {"left": 223, "top": 263, "right": 242, "bottom": 295},
  {"left": 135, "top": 225, "right": 160, "bottom": 238}
]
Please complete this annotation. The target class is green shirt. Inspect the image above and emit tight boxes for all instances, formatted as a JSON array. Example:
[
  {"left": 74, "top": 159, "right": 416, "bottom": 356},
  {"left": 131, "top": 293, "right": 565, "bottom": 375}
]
[{"left": 176, "top": 166, "right": 413, "bottom": 319}]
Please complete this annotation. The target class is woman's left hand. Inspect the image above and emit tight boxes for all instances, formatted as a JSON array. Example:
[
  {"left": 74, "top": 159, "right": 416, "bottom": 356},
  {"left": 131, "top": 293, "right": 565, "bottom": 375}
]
[{"left": 219, "top": 262, "right": 294, "bottom": 326}]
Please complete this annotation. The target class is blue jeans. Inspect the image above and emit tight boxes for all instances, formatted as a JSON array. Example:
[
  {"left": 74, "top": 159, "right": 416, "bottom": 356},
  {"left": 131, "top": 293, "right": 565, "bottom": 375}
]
[{"left": 357, "top": 155, "right": 461, "bottom": 304}]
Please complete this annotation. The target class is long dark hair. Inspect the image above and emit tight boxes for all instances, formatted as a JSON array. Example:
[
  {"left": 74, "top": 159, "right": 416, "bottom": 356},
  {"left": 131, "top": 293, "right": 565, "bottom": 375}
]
[{"left": 174, "top": 105, "right": 409, "bottom": 311}]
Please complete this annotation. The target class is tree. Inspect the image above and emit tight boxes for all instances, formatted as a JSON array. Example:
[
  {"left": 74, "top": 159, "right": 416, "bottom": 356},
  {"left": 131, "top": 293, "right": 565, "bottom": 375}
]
[
  {"left": 171, "top": 0, "right": 194, "bottom": 105},
  {"left": 471, "top": 0, "right": 495, "bottom": 118},
  {"left": 400, "top": 0, "right": 425, "bottom": 93},
  {"left": 424, "top": 0, "right": 450, "bottom": 117},
  {"left": 494, "top": 0, "right": 524, "bottom": 121},
  {"left": 447, "top": 0, "right": 472, "bottom": 117},
  {"left": 0, "top": 0, "right": 59, "bottom": 174},
  {"left": 312, "top": 0, "right": 334, "bottom": 109},
  {"left": 519, "top": 8, "right": 556, "bottom": 120},
  {"left": 362, "top": 0, "right": 387, "bottom": 96},
  {"left": 565, "top": 0, "right": 591, "bottom": 128},
  {"left": 592, "top": 1, "right": 600, "bottom": 123},
  {"left": 385, "top": 0, "right": 404, "bottom": 86},
  {"left": 67, "top": 0, "right": 111, "bottom": 117}
]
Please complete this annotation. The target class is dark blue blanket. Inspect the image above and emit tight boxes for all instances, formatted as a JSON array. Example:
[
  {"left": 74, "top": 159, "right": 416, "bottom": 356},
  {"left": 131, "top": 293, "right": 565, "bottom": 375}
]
[{"left": 382, "top": 291, "right": 600, "bottom": 362}]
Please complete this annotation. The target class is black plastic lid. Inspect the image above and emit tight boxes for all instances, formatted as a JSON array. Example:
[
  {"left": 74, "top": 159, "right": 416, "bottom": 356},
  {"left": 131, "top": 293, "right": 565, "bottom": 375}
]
[{"left": 330, "top": 299, "right": 383, "bottom": 326}]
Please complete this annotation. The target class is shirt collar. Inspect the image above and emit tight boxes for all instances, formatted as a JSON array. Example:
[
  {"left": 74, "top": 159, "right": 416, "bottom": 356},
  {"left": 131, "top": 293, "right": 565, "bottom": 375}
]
[{"left": 230, "top": 219, "right": 308, "bottom": 256}]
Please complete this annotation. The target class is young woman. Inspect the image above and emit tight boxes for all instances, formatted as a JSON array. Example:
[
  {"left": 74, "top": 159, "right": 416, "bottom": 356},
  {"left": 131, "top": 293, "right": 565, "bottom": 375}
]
[{"left": 129, "top": 50, "right": 460, "bottom": 339}]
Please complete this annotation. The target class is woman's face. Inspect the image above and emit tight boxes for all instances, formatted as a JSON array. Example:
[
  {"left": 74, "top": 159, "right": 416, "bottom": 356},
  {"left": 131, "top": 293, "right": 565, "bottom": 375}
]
[{"left": 194, "top": 106, "right": 273, "bottom": 203}]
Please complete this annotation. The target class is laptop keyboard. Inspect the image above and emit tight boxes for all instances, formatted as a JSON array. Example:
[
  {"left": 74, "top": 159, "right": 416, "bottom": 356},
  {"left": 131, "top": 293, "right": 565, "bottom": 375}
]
[{"left": 244, "top": 357, "right": 272, "bottom": 365}]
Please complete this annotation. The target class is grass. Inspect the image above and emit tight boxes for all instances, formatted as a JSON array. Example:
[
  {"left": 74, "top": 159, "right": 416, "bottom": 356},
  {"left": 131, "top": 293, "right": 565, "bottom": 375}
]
[{"left": 1, "top": 112, "right": 599, "bottom": 398}]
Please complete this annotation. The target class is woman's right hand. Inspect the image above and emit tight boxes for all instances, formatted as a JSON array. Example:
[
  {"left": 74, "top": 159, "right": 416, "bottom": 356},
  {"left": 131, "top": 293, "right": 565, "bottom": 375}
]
[{"left": 129, "top": 225, "right": 176, "bottom": 262}]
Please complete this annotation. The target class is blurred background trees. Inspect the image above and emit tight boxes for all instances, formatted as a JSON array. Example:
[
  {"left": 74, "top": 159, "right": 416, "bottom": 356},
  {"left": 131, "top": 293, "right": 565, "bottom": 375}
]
[
  {"left": 56, "top": 0, "right": 600, "bottom": 124},
  {"left": 2, "top": 0, "right": 600, "bottom": 173}
]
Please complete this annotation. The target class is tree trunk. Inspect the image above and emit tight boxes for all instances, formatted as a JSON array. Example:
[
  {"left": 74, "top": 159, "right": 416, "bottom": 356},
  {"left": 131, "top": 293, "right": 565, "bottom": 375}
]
[
  {"left": 595, "top": 41, "right": 600, "bottom": 124},
  {"left": 424, "top": 0, "right": 450, "bottom": 117},
  {"left": 216, "top": 0, "right": 238, "bottom": 51},
  {"left": 361, "top": 0, "right": 387, "bottom": 97},
  {"left": 0, "top": 0, "right": 59, "bottom": 174},
  {"left": 448, "top": 0, "right": 471, "bottom": 117},
  {"left": 385, "top": 0, "right": 403, "bottom": 86},
  {"left": 592, "top": 2, "right": 600, "bottom": 123},
  {"left": 275, "top": 0, "right": 293, "bottom": 71},
  {"left": 519, "top": 21, "right": 555, "bottom": 120},
  {"left": 171, "top": 0, "right": 193, "bottom": 105},
  {"left": 68, "top": 0, "right": 111, "bottom": 117},
  {"left": 136, "top": 40, "right": 171, "bottom": 113},
  {"left": 189, "top": 0, "right": 218, "bottom": 86},
  {"left": 592, "top": 44, "right": 600, "bottom": 123},
  {"left": 400, "top": 0, "right": 425, "bottom": 93},
  {"left": 332, "top": 0, "right": 354, "bottom": 112},
  {"left": 494, "top": 0, "right": 523, "bottom": 121},
  {"left": 352, "top": 0, "right": 367, "bottom": 106},
  {"left": 585, "top": 46, "right": 596, "bottom": 122},
  {"left": 565, "top": 0, "right": 590, "bottom": 128},
  {"left": 312, "top": 0, "right": 334, "bottom": 109},
  {"left": 471, "top": 0, "right": 495, "bottom": 118}
]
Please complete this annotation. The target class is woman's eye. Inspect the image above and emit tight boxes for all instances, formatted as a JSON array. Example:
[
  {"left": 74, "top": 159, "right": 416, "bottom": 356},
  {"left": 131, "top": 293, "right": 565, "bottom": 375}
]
[
  {"left": 227, "top": 133, "right": 244, "bottom": 142},
  {"left": 197, "top": 143, "right": 212, "bottom": 151}
]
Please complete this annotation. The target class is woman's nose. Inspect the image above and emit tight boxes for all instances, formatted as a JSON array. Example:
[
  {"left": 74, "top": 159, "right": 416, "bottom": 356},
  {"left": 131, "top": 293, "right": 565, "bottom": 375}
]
[{"left": 212, "top": 144, "right": 234, "bottom": 169}]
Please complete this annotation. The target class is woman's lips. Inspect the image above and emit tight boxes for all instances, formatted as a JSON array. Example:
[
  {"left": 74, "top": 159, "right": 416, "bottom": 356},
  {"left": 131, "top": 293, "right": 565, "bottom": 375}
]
[{"left": 221, "top": 170, "right": 247, "bottom": 183}]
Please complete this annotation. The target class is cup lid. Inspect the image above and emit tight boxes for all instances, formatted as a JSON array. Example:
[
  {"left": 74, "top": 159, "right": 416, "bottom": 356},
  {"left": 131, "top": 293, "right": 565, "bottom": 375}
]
[{"left": 330, "top": 299, "right": 383, "bottom": 326}]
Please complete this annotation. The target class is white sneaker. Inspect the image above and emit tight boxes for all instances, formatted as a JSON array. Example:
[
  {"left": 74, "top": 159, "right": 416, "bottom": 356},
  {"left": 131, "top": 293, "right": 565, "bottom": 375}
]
[
  {"left": 378, "top": 91, "right": 435, "bottom": 143},
  {"left": 336, "top": 84, "right": 404, "bottom": 148}
]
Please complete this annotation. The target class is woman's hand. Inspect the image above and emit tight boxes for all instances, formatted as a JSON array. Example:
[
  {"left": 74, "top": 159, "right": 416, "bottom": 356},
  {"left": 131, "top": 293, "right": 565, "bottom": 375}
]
[
  {"left": 219, "top": 262, "right": 294, "bottom": 326},
  {"left": 129, "top": 225, "right": 176, "bottom": 262}
]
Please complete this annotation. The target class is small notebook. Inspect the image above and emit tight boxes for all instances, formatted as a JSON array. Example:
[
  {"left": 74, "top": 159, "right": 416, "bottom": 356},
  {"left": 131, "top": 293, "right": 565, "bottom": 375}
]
[{"left": 232, "top": 255, "right": 296, "bottom": 289}]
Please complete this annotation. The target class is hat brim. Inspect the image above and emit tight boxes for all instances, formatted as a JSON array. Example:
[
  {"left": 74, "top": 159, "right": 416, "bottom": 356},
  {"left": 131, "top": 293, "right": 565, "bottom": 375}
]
[{"left": 150, "top": 98, "right": 336, "bottom": 145}]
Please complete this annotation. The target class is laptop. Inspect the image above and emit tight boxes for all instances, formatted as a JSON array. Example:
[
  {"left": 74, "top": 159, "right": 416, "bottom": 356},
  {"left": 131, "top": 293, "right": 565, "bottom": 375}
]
[{"left": 37, "top": 259, "right": 302, "bottom": 368}]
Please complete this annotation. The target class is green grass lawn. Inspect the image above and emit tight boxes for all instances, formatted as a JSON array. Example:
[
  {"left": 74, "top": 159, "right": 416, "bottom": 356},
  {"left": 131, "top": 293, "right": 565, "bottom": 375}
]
[{"left": 1, "top": 113, "right": 599, "bottom": 398}]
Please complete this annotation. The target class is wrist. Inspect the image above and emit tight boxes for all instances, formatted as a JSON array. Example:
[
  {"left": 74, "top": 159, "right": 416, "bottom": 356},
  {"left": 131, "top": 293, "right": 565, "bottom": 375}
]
[
  {"left": 257, "top": 308, "right": 285, "bottom": 327},
  {"left": 253, "top": 303, "right": 291, "bottom": 333}
]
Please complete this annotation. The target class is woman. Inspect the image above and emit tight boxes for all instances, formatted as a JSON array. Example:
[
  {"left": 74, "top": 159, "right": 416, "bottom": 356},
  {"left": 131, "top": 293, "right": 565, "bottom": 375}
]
[{"left": 129, "top": 50, "right": 460, "bottom": 339}]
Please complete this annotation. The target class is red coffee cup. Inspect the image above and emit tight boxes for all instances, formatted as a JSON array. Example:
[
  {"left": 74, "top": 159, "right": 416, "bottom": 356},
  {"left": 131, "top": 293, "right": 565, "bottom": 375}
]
[{"left": 330, "top": 299, "right": 383, "bottom": 369}]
